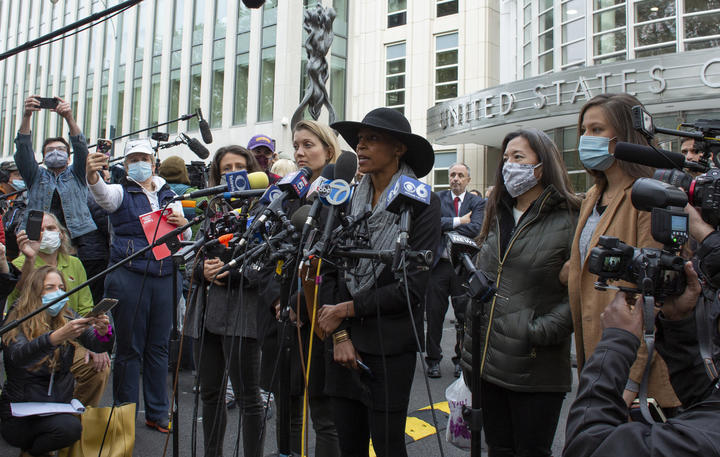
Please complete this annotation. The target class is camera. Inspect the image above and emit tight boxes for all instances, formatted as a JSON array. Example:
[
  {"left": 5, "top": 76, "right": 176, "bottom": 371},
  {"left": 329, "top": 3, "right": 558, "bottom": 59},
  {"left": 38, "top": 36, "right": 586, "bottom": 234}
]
[{"left": 588, "top": 179, "right": 688, "bottom": 299}]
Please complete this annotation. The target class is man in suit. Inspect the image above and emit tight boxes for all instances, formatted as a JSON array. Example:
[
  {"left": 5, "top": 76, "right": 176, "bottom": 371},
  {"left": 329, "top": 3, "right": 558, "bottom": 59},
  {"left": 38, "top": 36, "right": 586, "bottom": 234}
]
[{"left": 426, "top": 163, "right": 485, "bottom": 378}]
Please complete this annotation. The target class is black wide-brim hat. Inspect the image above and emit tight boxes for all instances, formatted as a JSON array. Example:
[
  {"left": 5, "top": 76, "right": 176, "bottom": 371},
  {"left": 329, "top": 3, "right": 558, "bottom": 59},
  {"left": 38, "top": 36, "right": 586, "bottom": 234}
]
[{"left": 331, "top": 108, "right": 435, "bottom": 178}]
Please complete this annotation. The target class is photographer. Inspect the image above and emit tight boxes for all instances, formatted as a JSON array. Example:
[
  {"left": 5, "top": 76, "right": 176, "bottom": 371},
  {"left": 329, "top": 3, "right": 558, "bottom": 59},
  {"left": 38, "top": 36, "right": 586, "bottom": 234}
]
[{"left": 563, "top": 260, "right": 720, "bottom": 457}]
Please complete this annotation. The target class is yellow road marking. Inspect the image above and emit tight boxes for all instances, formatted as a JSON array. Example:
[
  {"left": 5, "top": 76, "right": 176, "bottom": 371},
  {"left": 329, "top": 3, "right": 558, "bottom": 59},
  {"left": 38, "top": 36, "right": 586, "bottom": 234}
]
[
  {"left": 419, "top": 401, "right": 450, "bottom": 415},
  {"left": 405, "top": 416, "right": 437, "bottom": 441}
]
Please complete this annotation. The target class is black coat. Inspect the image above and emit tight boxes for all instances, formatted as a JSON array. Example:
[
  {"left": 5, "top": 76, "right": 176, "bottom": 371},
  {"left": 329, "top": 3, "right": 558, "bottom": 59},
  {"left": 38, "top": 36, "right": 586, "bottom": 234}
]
[
  {"left": 564, "top": 318, "right": 720, "bottom": 457},
  {"left": 0, "top": 313, "right": 115, "bottom": 419}
]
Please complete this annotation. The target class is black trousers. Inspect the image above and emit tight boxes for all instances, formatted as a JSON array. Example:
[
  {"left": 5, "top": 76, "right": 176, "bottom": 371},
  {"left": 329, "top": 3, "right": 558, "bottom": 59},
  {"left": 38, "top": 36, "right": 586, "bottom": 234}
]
[
  {"left": 194, "top": 331, "right": 264, "bottom": 457},
  {"left": 425, "top": 259, "right": 467, "bottom": 364},
  {"left": 1, "top": 413, "right": 82, "bottom": 456},
  {"left": 481, "top": 379, "right": 565, "bottom": 457},
  {"left": 332, "top": 352, "right": 416, "bottom": 457}
]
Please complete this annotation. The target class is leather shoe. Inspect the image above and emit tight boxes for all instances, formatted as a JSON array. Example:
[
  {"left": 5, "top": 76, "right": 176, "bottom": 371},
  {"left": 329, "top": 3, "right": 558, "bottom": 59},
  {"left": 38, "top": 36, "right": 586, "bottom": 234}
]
[
  {"left": 454, "top": 363, "right": 462, "bottom": 378},
  {"left": 427, "top": 362, "right": 441, "bottom": 378}
]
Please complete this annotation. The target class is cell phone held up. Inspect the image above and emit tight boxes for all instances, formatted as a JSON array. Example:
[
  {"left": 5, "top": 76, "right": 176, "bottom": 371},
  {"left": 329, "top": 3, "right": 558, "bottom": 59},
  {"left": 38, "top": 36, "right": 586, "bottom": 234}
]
[
  {"left": 36, "top": 97, "right": 59, "bottom": 110},
  {"left": 26, "top": 210, "right": 44, "bottom": 241}
]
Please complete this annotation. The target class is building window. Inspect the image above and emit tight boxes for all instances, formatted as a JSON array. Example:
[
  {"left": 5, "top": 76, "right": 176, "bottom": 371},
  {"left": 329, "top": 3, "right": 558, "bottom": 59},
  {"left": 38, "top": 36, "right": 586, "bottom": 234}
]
[
  {"left": 538, "top": 1, "right": 553, "bottom": 74},
  {"left": 149, "top": 0, "right": 165, "bottom": 128},
  {"left": 258, "top": 0, "right": 278, "bottom": 122},
  {"left": 234, "top": 4, "right": 251, "bottom": 125},
  {"left": 593, "top": 1, "right": 627, "bottom": 63},
  {"left": 682, "top": 2, "right": 720, "bottom": 50},
  {"left": 331, "top": 0, "right": 348, "bottom": 121},
  {"left": 633, "top": 1, "right": 676, "bottom": 57},
  {"left": 435, "top": 32, "right": 458, "bottom": 102},
  {"left": 388, "top": 0, "right": 407, "bottom": 28},
  {"left": 210, "top": 0, "right": 227, "bottom": 128},
  {"left": 437, "top": 0, "right": 458, "bottom": 17},
  {"left": 188, "top": 0, "right": 204, "bottom": 131},
  {"left": 561, "top": 0, "right": 586, "bottom": 68},
  {"left": 521, "top": 0, "right": 532, "bottom": 77},
  {"left": 131, "top": 2, "right": 147, "bottom": 134},
  {"left": 433, "top": 150, "right": 457, "bottom": 191},
  {"left": 168, "top": 0, "right": 183, "bottom": 133},
  {"left": 385, "top": 42, "right": 406, "bottom": 115}
]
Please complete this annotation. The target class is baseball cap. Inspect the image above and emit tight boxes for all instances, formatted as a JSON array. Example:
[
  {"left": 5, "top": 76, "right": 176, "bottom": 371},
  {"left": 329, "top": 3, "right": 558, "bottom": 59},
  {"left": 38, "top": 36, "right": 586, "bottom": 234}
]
[
  {"left": 247, "top": 134, "right": 275, "bottom": 153},
  {"left": 123, "top": 138, "right": 154, "bottom": 158},
  {"left": 0, "top": 160, "right": 18, "bottom": 172}
]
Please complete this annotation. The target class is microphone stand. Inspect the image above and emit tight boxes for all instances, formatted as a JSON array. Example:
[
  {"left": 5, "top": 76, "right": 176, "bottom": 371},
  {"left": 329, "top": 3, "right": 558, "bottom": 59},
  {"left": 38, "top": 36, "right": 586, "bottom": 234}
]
[
  {"left": 89, "top": 112, "right": 197, "bottom": 150},
  {"left": 0, "top": 188, "right": 27, "bottom": 200}
]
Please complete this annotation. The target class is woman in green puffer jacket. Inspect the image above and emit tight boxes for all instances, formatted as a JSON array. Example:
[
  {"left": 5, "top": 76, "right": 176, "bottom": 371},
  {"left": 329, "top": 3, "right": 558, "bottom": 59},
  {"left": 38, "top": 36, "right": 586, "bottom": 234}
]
[{"left": 461, "top": 128, "right": 580, "bottom": 457}]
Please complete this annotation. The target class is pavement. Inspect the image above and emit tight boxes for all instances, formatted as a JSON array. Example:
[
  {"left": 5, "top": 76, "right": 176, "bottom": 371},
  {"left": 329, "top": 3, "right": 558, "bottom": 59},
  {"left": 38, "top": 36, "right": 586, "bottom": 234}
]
[{"left": 0, "top": 309, "right": 578, "bottom": 457}]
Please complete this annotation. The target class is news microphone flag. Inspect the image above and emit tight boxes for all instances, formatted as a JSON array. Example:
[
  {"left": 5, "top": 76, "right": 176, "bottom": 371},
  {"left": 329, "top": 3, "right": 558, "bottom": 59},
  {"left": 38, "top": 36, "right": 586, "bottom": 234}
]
[
  {"left": 386, "top": 175, "right": 431, "bottom": 213},
  {"left": 277, "top": 169, "right": 310, "bottom": 199},
  {"left": 225, "top": 170, "right": 250, "bottom": 192}
]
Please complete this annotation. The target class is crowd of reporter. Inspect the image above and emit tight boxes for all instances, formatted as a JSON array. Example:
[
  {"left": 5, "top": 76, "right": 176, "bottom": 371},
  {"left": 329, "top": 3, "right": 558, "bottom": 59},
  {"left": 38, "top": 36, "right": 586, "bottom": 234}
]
[{"left": 0, "top": 90, "right": 719, "bottom": 457}]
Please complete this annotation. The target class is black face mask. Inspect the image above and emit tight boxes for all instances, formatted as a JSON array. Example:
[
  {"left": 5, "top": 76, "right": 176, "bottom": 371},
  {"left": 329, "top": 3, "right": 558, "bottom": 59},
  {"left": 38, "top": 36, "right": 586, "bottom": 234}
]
[{"left": 255, "top": 154, "right": 270, "bottom": 171}]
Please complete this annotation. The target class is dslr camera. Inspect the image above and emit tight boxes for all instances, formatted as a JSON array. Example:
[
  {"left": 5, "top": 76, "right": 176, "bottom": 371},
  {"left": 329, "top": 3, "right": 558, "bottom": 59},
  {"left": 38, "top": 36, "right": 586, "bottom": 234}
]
[{"left": 588, "top": 178, "right": 688, "bottom": 299}]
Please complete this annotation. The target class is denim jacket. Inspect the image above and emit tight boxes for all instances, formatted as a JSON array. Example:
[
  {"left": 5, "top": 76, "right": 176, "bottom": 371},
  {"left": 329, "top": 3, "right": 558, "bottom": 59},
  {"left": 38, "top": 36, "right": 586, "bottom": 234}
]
[{"left": 14, "top": 132, "right": 97, "bottom": 239}]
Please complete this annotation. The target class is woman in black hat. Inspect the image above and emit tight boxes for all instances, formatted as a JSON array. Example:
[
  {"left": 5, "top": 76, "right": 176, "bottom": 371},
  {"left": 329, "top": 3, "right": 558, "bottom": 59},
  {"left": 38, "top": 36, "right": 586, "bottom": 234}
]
[{"left": 317, "top": 108, "right": 441, "bottom": 457}]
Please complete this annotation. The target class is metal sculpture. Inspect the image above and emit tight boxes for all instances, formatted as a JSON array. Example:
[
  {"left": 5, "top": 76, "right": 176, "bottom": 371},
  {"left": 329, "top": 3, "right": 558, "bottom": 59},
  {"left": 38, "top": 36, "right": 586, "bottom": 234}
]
[{"left": 291, "top": 4, "right": 337, "bottom": 128}]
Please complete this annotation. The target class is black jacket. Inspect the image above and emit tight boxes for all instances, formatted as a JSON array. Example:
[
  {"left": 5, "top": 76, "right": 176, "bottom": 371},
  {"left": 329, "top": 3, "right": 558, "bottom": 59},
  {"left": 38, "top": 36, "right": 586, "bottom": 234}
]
[
  {"left": 564, "top": 318, "right": 720, "bottom": 457},
  {"left": 0, "top": 313, "right": 115, "bottom": 419},
  {"left": 462, "top": 185, "right": 577, "bottom": 392}
]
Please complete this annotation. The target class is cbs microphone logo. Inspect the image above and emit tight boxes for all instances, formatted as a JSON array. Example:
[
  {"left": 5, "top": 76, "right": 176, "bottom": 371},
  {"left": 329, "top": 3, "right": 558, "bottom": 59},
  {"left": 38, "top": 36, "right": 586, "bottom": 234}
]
[{"left": 402, "top": 180, "right": 429, "bottom": 200}]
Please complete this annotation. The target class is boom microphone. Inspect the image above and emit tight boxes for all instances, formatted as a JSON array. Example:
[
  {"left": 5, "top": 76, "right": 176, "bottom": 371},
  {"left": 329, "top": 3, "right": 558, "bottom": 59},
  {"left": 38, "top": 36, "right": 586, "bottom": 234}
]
[
  {"left": 181, "top": 133, "right": 210, "bottom": 159},
  {"left": 613, "top": 142, "right": 685, "bottom": 170},
  {"left": 178, "top": 184, "right": 227, "bottom": 199},
  {"left": 196, "top": 108, "right": 213, "bottom": 144}
]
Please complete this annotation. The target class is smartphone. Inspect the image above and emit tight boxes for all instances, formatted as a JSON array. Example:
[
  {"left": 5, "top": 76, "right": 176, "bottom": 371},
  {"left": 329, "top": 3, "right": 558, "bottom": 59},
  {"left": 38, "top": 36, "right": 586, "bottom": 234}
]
[
  {"left": 36, "top": 97, "right": 59, "bottom": 110},
  {"left": 84, "top": 298, "right": 119, "bottom": 318},
  {"left": 26, "top": 210, "right": 44, "bottom": 241},
  {"left": 97, "top": 139, "right": 113, "bottom": 157}
]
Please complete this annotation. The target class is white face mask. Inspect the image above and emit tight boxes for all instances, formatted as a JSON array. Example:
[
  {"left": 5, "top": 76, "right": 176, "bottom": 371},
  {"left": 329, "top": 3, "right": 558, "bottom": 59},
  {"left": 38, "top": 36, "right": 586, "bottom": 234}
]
[
  {"left": 502, "top": 161, "right": 542, "bottom": 198},
  {"left": 38, "top": 230, "right": 62, "bottom": 254}
]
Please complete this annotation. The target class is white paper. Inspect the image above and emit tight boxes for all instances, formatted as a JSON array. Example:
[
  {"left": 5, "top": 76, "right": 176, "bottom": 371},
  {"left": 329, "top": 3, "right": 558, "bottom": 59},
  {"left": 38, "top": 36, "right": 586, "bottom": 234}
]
[{"left": 10, "top": 399, "right": 86, "bottom": 417}]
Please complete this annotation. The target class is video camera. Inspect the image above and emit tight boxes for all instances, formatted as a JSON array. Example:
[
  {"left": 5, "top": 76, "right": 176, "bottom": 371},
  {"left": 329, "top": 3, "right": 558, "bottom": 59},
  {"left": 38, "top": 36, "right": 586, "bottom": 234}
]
[
  {"left": 631, "top": 106, "right": 720, "bottom": 227},
  {"left": 588, "top": 178, "right": 688, "bottom": 299}
]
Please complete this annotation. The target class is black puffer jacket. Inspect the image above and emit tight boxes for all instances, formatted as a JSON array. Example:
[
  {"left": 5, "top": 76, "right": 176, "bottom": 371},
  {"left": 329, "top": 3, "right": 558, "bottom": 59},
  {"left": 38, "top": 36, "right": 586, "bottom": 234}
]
[
  {"left": 461, "top": 185, "right": 577, "bottom": 392},
  {"left": 0, "top": 314, "right": 115, "bottom": 419}
]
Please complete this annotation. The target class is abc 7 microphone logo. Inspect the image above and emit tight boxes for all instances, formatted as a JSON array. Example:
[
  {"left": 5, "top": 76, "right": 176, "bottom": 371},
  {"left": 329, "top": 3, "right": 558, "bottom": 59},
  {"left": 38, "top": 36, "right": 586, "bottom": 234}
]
[
  {"left": 326, "top": 180, "right": 352, "bottom": 205},
  {"left": 402, "top": 180, "right": 429, "bottom": 199}
]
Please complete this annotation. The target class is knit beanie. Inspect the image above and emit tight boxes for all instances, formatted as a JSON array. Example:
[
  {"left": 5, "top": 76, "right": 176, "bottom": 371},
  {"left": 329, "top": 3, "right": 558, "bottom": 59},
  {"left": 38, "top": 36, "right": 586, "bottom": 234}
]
[{"left": 159, "top": 156, "right": 190, "bottom": 185}]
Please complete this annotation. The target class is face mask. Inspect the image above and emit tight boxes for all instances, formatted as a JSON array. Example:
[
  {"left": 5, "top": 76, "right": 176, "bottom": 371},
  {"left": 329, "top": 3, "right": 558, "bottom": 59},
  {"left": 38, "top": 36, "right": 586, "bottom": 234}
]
[
  {"left": 254, "top": 154, "right": 270, "bottom": 171},
  {"left": 42, "top": 289, "right": 69, "bottom": 317},
  {"left": 502, "top": 162, "right": 542, "bottom": 198},
  {"left": 11, "top": 179, "right": 25, "bottom": 190},
  {"left": 127, "top": 161, "right": 153, "bottom": 182},
  {"left": 578, "top": 136, "right": 616, "bottom": 171},
  {"left": 44, "top": 149, "right": 69, "bottom": 169},
  {"left": 38, "top": 230, "right": 62, "bottom": 254}
]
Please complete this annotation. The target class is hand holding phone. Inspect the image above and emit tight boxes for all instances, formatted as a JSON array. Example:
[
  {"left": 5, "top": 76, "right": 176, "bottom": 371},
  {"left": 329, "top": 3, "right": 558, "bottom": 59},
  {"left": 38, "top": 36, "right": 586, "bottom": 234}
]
[
  {"left": 85, "top": 298, "right": 118, "bottom": 318},
  {"left": 36, "top": 97, "right": 59, "bottom": 110},
  {"left": 26, "top": 210, "right": 44, "bottom": 241}
]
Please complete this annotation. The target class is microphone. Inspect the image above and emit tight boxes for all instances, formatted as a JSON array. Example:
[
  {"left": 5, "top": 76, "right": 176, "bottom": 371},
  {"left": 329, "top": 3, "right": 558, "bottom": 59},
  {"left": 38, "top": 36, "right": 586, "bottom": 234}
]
[
  {"left": 292, "top": 205, "right": 312, "bottom": 233},
  {"left": 181, "top": 133, "right": 210, "bottom": 159},
  {"left": 302, "top": 164, "right": 335, "bottom": 241},
  {"left": 307, "top": 178, "right": 353, "bottom": 258},
  {"left": 224, "top": 170, "right": 269, "bottom": 192},
  {"left": 196, "top": 108, "right": 213, "bottom": 144},
  {"left": 181, "top": 200, "right": 198, "bottom": 208},
  {"left": 386, "top": 176, "right": 432, "bottom": 268},
  {"left": 444, "top": 232, "right": 496, "bottom": 302},
  {"left": 178, "top": 184, "right": 227, "bottom": 199},
  {"left": 276, "top": 166, "right": 312, "bottom": 199},
  {"left": 613, "top": 142, "right": 685, "bottom": 170},
  {"left": 221, "top": 188, "right": 267, "bottom": 200},
  {"left": 334, "top": 150, "right": 359, "bottom": 183}
]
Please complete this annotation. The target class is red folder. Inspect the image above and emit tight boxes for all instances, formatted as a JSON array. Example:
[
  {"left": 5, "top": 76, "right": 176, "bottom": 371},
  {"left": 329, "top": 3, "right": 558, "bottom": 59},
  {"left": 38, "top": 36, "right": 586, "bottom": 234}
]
[{"left": 139, "top": 208, "right": 180, "bottom": 260}]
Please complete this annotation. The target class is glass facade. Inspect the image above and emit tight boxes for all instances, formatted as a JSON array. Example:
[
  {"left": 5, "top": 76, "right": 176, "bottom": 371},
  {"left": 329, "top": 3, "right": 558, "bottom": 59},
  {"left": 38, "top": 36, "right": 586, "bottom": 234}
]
[
  {"left": 432, "top": 150, "right": 457, "bottom": 191},
  {"left": 388, "top": 0, "right": 407, "bottom": 28},
  {"left": 258, "top": 0, "right": 277, "bottom": 122},
  {"left": 435, "top": 32, "right": 459, "bottom": 102}
]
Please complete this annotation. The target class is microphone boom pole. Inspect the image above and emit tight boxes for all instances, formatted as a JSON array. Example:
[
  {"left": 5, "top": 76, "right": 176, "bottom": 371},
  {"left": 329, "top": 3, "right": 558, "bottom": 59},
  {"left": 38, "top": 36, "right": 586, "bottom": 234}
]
[{"left": 88, "top": 112, "right": 197, "bottom": 150}]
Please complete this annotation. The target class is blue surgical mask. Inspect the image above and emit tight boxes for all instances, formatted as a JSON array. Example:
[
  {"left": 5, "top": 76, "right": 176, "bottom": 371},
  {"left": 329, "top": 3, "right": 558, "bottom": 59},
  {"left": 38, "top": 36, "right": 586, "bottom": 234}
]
[
  {"left": 42, "top": 289, "right": 69, "bottom": 317},
  {"left": 578, "top": 136, "right": 616, "bottom": 171},
  {"left": 11, "top": 179, "right": 25, "bottom": 190},
  {"left": 44, "top": 149, "right": 69, "bottom": 169},
  {"left": 127, "top": 161, "right": 153, "bottom": 182}
]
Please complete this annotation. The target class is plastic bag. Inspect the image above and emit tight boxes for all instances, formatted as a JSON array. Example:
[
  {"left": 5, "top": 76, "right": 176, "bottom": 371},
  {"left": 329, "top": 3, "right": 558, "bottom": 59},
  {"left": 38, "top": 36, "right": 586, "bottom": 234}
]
[{"left": 445, "top": 372, "right": 472, "bottom": 449}]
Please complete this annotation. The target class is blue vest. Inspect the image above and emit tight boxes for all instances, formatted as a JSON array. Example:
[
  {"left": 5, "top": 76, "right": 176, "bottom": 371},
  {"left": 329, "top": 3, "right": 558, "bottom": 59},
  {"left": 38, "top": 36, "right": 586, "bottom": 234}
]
[{"left": 109, "top": 180, "right": 177, "bottom": 277}]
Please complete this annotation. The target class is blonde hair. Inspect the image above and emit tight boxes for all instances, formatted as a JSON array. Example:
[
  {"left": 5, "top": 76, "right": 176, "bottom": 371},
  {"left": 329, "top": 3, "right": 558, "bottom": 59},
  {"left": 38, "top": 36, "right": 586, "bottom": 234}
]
[
  {"left": 293, "top": 120, "right": 340, "bottom": 165},
  {"left": 270, "top": 158, "right": 299, "bottom": 177},
  {"left": 4, "top": 266, "right": 76, "bottom": 370}
]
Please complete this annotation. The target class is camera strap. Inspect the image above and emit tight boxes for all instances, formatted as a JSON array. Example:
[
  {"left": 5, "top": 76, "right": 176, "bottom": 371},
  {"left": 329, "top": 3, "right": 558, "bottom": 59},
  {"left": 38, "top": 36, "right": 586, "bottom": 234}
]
[
  {"left": 696, "top": 290, "right": 720, "bottom": 381},
  {"left": 638, "top": 292, "right": 662, "bottom": 424}
]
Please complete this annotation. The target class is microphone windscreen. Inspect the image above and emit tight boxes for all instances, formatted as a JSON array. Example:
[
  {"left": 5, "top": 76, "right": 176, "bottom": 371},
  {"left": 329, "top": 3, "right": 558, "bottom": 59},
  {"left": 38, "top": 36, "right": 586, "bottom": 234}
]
[
  {"left": 334, "top": 151, "right": 358, "bottom": 182},
  {"left": 291, "top": 205, "right": 312, "bottom": 231},
  {"left": 247, "top": 171, "right": 270, "bottom": 189},
  {"left": 614, "top": 142, "right": 684, "bottom": 170},
  {"left": 187, "top": 137, "right": 210, "bottom": 159},
  {"left": 321, "top": 163, "right": 335, "bottom": 180}
]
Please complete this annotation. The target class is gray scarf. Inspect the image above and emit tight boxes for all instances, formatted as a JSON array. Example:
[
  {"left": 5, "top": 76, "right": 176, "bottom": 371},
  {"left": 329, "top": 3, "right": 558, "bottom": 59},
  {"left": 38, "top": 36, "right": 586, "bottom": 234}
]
[{"left": 346, "top": 162, "right": 416, "bottom": 296}]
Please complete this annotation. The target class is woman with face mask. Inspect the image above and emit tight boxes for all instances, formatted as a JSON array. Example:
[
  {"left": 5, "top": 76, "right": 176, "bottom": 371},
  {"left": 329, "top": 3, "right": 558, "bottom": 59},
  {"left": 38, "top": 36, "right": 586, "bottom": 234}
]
[
  {"left": 459, "top": 128, "right": 580, "bottom": 457},
  {"left": 6, "top": 212, "right": 111, "bottom": 409},
  {"left": 567, "top": 93, "right": 681, "bottom": 413},
  {"left": 86, "top": 139, "right": 191, "bottom": 433},
  {"left": 0, "top": 265, "right": 114, "bottom": 457}
]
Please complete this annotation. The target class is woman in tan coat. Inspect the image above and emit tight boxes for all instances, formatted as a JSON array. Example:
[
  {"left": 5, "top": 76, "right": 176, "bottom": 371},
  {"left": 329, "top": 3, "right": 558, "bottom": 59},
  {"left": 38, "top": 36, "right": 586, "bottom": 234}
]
[{"left": 568, "top": 93, "right": 680, "bottom": 411}]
